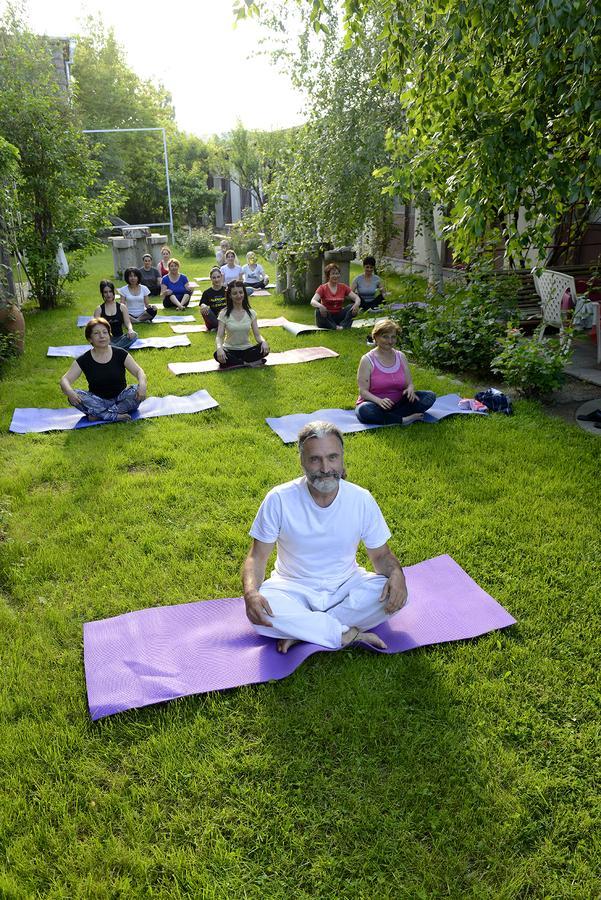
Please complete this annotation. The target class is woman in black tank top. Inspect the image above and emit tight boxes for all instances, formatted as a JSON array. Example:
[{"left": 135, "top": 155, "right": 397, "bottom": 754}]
[
  {"left": 59, "top": 317, "right": 147, "bottom": 423},
  {"left": 94, "top": 281, "right": 138, "bottom": 351}
]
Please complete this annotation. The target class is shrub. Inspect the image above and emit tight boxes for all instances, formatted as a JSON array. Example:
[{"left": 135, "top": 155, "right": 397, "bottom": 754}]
[
  {"left": 491, "top": 326, "right": 572, "bottom": 397},
  {"left": 391, "top": 273, "right": 520, "bottom": 373},
  {"left": 228, "top": 214, "right": 264, "bottom": 257},
  {"left": 391, "top": 303, "right": 429, "bottom": 357},
  {"left": 184, "top": 228, "right": 214, "bottom": 258}
]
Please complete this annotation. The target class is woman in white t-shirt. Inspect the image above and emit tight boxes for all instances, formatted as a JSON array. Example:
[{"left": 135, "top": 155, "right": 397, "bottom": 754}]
[
  {"left": 220, "top": 249, "right": 244, "bottom": 286},
  {"left": 242, "top": 251, "right": 269, "bottom": 289},
  {"left": 118, "top": 267, "right": 157, "bottom": 323},
  {"left": 214, "top": 280, "right": 270, "bottom": 368}
]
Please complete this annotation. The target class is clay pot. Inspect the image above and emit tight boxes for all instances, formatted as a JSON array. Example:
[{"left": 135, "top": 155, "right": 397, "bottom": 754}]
[{"left": 0, "top": 303, "right": 25, "bottom": 354}]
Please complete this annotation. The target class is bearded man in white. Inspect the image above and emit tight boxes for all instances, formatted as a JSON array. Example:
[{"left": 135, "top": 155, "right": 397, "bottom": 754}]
[{"left": 243, "top": 421, "right": 408, "bottom": 653}]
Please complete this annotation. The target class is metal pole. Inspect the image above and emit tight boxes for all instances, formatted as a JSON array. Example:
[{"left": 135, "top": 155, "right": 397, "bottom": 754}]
[
  {"left": 162, "top": 128, "right": 175, "bottom": 245},
  {"left": 82, "top": 127, "right": 164, "bottom": 134}
]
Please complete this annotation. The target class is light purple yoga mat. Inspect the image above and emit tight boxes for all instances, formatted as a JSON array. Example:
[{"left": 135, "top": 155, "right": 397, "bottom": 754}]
[
  {"left": 168, "top": 346, "right": 339, "bottom": 375},
  {"left": 83, "top": 554, "right": 515, "bottom": 720},
  {"left": 76, "top": 315, "right": 196, "bottom": 326},
  {"left": 9, "top": 389, "right": 218, "bottom": 434},
  {"left": 48, "top": 336, "right": 191, "bottom": 357},
  {"left": 265, "top": 394, "right": 487, "bottom": 443}
]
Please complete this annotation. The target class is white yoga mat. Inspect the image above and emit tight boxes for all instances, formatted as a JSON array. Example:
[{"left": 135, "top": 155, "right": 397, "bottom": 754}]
[
  {"left": 168, "top": 346, "right": 339, "bottom": 375},
  {"left": 169, "top": 317, "right": 323, "bottom": 336}
]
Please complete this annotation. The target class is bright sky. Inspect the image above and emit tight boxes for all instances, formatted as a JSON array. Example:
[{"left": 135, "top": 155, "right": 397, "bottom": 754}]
[{"left": 9, "top": 0, "right": 306, "bottom": 137}]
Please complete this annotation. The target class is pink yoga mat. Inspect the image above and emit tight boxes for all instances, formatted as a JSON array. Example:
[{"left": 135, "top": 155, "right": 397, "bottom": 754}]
[{"left": 83, "top": 555, "right": 515, "bottom": 720}]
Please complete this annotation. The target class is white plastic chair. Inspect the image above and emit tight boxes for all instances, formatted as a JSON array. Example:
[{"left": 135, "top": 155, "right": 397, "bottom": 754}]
[{"left": 532, "top": 269, "right": 586, "bottom": 340}]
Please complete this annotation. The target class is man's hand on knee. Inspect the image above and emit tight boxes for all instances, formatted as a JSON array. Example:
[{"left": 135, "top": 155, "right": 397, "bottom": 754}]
[
  {"left": 244, "top": 589, "right": 274, "bottom": 626},
  {"left": 379, "top": 570, "right": 408, "bottom": 615}
]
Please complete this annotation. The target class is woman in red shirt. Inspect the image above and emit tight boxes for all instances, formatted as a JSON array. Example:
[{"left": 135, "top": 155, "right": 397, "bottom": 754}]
[{"left": 310, "top": 263, "right": 361, "bottom": 330}]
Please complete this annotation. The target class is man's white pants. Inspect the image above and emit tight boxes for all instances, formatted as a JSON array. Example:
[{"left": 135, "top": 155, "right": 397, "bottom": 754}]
[{"left": 254, "top": 568, "right": 392, "bottom": 649}]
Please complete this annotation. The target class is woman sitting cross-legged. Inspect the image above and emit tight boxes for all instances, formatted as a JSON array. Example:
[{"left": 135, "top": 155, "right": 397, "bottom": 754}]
[
  {"left": 161, "top": 258, "right": 193, "bottom": 309},
  {"left": 356, "top": 318, "right": 436, "bottom": 426},
  {"left": 214, "top": 280, "right": 270, "bottom": 368},
  {"left": 94, "top": 280, "right": 138, "bottom": 351},
  {"left": 351, "top": 255, "right": 387, "bottom": 311},
  {"left": 158, "top": 245, "right": 171, "bottom": 278},
  {"left": 242, "top": 251, "right": 269, "bottom": 290},
  {"left": 139, "top": 253, "right": 161, "bottom": 296},
  {"left": 118, "top": 267, "right": 157, "bottom": 324},
  {"left": 59, "top": 317, "right": 147, "bottom": 423},
  {"left": 310, "top": 263, "right": 361, "bottom": 330},
  {"left": 199, "top": 266, "right": 227, "bottom": 331},
  {"left": 220, "top": 249, "right": 244, "bottom": 286}
]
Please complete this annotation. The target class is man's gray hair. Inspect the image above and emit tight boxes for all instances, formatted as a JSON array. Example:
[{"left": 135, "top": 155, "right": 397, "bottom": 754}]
[{"left": 297, "top": 420, "right": 344, "bottom": 455}]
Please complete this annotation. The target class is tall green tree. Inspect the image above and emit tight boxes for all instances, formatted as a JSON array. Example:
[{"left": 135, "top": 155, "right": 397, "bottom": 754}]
[
  {"left": 73, "top": 19, "right": 217, "bottom": 230},
  {"left": 213, "top": 122, "right": 293, "bottom": 211},
  {"left": 72, "top": 17, "right": 174, "bottom": 225},
  {"left": 230, "top": 5, "right": 402, "bottom": 258},
  {"left": 0, "top": 136, "right": 21, "bottom": 298},
  {"left": 0, "top": 13, "right": 121, "bottom": 309},
  {"left": 238, "top": 0, "right": 601, "bottom": 265},
  {"left": 168, "top": 132, "right": 221, "bottom": 228}
]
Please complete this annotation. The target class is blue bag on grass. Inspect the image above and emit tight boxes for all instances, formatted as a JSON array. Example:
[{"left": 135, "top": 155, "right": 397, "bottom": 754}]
[{"left": 475, "top": 388, "right": 513, "bottom": 415}]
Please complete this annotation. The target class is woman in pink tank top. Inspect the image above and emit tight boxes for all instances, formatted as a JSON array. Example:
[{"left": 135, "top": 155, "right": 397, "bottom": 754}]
[{"left": 356, "top": 318, "right": 436, "bottom": 425}]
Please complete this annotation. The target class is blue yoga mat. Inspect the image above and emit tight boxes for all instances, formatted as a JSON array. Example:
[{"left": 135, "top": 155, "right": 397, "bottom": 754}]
[
  {"left": 47, "top": 336, "right": 191, "bottom": 357},
  {"left": 9, "top": 389, "right": 219, "bottom": 433},
  {"left": 76, "top": 315, "right": 196, "bottom": 326},
  {"left": 265, "top": 394, "right": 487, "bottom": 443}
]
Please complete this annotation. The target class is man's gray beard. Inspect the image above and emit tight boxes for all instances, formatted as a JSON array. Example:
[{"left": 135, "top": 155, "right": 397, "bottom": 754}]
[{"left": 306, "top": 472, "right": 341, "bottom": 494}]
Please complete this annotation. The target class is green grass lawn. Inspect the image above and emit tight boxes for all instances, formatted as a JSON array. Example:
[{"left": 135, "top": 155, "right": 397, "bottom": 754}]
[{"left": 0, "top": 247, "right": 599, "bottom": 897}]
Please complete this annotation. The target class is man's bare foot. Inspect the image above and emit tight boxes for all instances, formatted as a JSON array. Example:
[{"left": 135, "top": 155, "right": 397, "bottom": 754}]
[
  {"left": 342, "top": 626, "right": 387, "bottom": 650},
  {"left": 277, "top": 638, "right": 300, "bottom": 653},
  {"left": 116, "top": 413, "right": 132, "bottom": 422},
  {"left": 403, "top": 413, "right": 425, "bottom": 425},
  {"left": 356, "top": 631, "right": 387, "bottom": 649}
]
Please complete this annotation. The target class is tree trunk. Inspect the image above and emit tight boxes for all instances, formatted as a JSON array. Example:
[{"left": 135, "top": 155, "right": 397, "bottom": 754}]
[{"left": 419, "top": 202, "right": 443, "bottom": 293}]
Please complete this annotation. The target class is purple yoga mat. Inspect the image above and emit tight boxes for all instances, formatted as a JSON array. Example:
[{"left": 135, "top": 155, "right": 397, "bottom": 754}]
[
  {"left": 9, "top": 389, "right": 218, "bottom": 434},
  {"left": 83, "top": 554, "right": 515, "bottom": 720},
  {"left": 265, "top": 394, "right": 487, "bottom": 443}
]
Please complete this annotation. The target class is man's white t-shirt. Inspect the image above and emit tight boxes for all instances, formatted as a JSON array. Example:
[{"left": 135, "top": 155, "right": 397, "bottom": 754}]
[{"left": 249, "top": 476, "right": 391, "bottom": 590}]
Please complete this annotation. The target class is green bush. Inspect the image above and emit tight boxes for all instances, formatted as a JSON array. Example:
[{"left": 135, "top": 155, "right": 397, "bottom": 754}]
[
  {"left": 228, "top": 215, "right": 264, "bottom": 257},
  {"left": 184, "top": 228, "right": 215, "bottom": 258},
  {"left": 391, "top": 302, "right": 429, "bottom": 357},
  {"left": 392, "top": 274, "right": 520, "bottom": 373},
  {"left": 491, "top": 326, "right": 571, "bottom": 397}
]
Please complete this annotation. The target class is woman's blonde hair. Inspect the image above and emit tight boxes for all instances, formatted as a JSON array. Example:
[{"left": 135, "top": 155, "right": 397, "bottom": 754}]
[
  {"left": 167, "top": 257, "right": 180, "bottom": 268},
  {"left": 371, "top": 318, "right": 399, "bottom": 340}
]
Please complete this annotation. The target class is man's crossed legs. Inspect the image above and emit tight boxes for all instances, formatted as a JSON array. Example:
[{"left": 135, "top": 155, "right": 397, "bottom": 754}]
[{"left": 253, "top": 569, "right": 394, "bottom": 652}]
